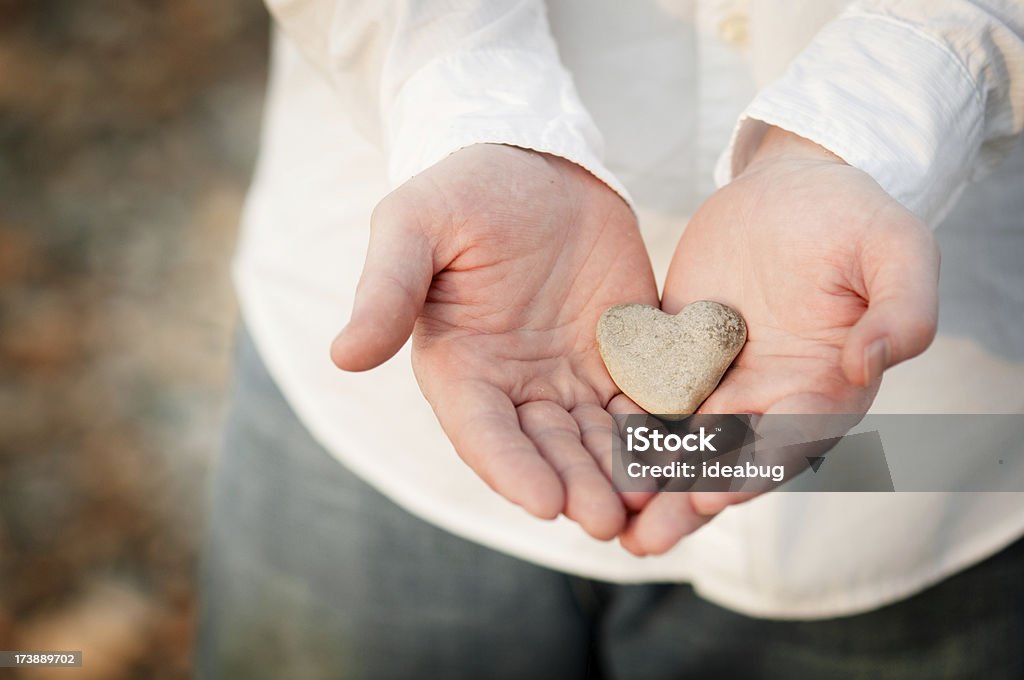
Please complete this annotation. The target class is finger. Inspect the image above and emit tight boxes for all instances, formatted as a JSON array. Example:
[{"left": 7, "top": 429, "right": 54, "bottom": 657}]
[
  {"left": 606, "top": 392, "right": 648, "bottom": 418},
  {"left": 606, "top": 394, "right": 658, "bottom": 511},
  {"left": 687, "top": 491, "right": 759, "bottom": 518},
  {"left": 571, "top": 403, "right": 618, "bottom": 479},
  {"left": 331, "top": 200, "right": 435, "bottom": 371},
  {"left": 572, "top": 403, "right": 654, "bottom": 514},
  {"left": 762, "top": 389, "right": 864, "bottom": 417},
  {"left": 692, "top": 391, "right": 861, "bottom": 516},
  {"left": 697, "top": 354, "right": 842, "bottom": 416},
  {"left": 432, "top": 380, "right": 564, "bottom": 520},
  {"left": 724, "top": 387, "right": 868, "bottom": 499},
  {"left": 618, "top": 493, "right": 711, "bottom": 556},
  {"left": 623, "top": 389, "right": 842, "bottom": 554},
  {"left": 842, "top": 218, "right": 940, "bottom": 386},
  {"left": 696, "top": 365, "right": 764, "bottom": 414},
  {"left": 520, "top": 401, "right": 626, "bottom": 540}
]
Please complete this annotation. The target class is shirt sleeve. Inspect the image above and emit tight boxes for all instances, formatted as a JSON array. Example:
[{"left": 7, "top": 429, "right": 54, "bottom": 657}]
[
  {"left": 716, "top": 0, "right": 1024, "bottom": 225},
  {"left": 261, "top": 0, "right": 630, "bottom": 204}
]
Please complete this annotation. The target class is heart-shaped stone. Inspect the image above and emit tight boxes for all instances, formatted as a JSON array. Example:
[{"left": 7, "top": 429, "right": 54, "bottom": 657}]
[{"left": 596, "top": 300, "right": 747, "bottom": 416}]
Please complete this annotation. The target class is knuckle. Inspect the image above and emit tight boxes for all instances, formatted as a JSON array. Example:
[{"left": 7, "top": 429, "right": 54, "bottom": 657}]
[{"left": 897, "top": 311, "right": 938, "bottom": 359}]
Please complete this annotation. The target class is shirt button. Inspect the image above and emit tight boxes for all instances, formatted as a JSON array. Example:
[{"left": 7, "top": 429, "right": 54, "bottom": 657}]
[{"left": 718, "top": 10, "right": 749, "bottom": 48}]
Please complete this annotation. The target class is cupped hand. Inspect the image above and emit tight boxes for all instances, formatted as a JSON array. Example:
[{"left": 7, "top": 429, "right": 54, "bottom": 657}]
[
  {"left": 330, "top": 144, "right": 658, "bottom": 540},
  {"left": 620, "top": 127, "right": 940, "bottom": 555}
]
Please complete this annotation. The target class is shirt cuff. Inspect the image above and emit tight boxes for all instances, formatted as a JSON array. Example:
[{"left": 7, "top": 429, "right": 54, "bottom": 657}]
[
  {"left": 714, "top": 9, "right": 984, "bottom": 226},
  {"left": 386, "top": 48, "right": 633, "bottom": 210}
]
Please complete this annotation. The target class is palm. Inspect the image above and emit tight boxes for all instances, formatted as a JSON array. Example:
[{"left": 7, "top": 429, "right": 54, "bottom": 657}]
[
  {"left": 668, "top": 158, "right": 936, "bottom": 416},
  {"left": 620, "top": 141, "right": 939, "bottom": 556},
  {"left": 415, "top": 230, "right": 651, "bottom": 414},
  {"left": 334, "top": 144, "right": 658, "bottom": 539}
]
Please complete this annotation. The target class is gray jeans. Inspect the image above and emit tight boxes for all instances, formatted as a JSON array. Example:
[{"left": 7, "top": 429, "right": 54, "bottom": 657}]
[{"left": 196, "top": 330, "right": 1024, "bottom": 679}]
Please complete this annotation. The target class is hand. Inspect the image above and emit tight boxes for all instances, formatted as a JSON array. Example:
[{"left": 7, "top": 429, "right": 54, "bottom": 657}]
[
  {"left": 620, "top": 127, "right": 940, "bottom": 555},
  {"left": 330, "top": 144, "right": 659, "bottom": 540}
]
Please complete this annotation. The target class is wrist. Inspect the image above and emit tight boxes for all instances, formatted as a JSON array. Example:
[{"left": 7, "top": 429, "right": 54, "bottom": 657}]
[{"left": 743, "top": 126, "right": 846, "bottom": 175}]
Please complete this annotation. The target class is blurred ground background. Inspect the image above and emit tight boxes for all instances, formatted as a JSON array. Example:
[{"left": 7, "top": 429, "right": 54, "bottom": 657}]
[{"left": 0, "top": 1, "right": 269, "bottom": 677}]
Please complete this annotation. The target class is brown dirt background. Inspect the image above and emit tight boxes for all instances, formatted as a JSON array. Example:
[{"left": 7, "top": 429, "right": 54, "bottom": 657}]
[{"left": 0, "top": 1, "right": 269, "bottom": 677}]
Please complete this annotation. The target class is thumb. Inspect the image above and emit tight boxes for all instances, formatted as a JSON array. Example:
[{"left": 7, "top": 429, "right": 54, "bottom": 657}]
[
  {"left": 331, "top": 200, "right": 435, "bottom": 372},
  {"left": 842, "top": 219, "right": 940, "bottom": 387}
]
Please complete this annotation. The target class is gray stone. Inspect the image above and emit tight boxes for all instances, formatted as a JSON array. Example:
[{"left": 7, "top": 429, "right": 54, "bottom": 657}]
[{"left": 596, "top": 300, "right": 747, "bottom": 416}]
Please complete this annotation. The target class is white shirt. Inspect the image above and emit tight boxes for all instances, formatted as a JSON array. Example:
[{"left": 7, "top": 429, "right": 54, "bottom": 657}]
[{"left": 234, "top": 0, "right": 1024, "bottom": 618}]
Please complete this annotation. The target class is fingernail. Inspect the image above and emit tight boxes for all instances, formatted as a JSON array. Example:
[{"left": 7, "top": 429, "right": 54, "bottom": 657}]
[{"left": 863, "top": 338, "right": 890, "bottom": 385}]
